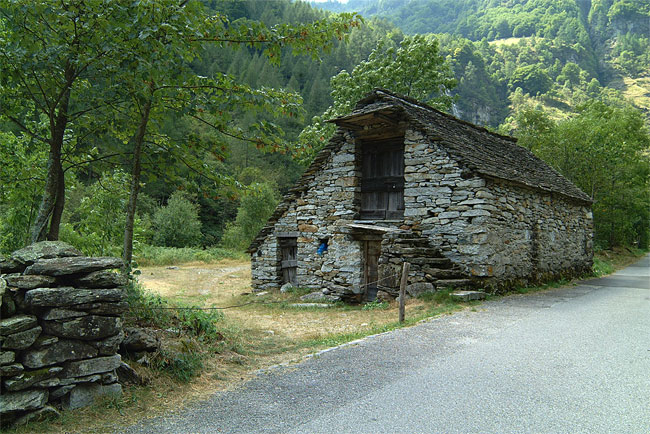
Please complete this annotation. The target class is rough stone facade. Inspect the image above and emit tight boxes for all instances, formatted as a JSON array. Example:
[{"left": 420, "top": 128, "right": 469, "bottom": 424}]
[
  {"left": 249, "top": 90, "right": 593, "bottom": 301},
  {"left": 0, "top": 242, "right": 126, "bottom": 427}
]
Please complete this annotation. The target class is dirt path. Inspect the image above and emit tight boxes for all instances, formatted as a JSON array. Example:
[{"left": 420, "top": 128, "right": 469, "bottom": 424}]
[{"left": 137, "top": 259, "right": 251, "bottom": 304}]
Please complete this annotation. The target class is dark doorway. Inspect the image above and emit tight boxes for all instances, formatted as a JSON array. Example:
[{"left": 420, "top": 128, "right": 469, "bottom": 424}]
[
  {"left": 279, "top": 237, "right": 297, "bottom": 284},
  {"left": 364, "top": 240, "right": 381, "bottom": 301}
]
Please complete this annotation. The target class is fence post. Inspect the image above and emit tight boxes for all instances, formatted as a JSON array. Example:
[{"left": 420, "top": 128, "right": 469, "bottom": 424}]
[{"left": 399, "top": 261, "right": 410, "bottom": 323}]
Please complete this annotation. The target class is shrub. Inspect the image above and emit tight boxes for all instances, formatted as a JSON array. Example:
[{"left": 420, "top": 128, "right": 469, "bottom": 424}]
[
  {"left": 153, "top": 191, "right": 202, "bottom": 248},
  {"left": 220, "top": 183, "right": 278, "bottom": 251}
]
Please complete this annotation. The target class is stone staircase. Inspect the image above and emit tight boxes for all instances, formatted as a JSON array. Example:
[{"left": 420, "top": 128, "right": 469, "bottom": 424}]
[{"left": 382, "top": 232, "right": 474, "bottom": 292}]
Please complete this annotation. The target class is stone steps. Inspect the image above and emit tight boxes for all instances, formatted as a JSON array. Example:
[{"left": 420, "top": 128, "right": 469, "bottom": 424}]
[
  {"left": 450, "top": 290, "right": 487, "bottom": 301},
  {"left": 435, "top": 278, "right": 474, "bottom": 289}
]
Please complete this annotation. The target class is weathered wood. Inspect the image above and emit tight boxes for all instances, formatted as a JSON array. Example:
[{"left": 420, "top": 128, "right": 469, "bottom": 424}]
[
  {"left": 364, "top": 240, "right": 381, "bottom": 301},
  {"left": 279, "top": 237, "right": 297, "bottom": 284},
  {"left": 399, "top": 262, "right": 410, "bottom": 323},
  {"left": 361, "top": 137, "right": 404, "bottom": 221},
  {"left": 276, "top": 232, "right": 299, "bottom": 238}
]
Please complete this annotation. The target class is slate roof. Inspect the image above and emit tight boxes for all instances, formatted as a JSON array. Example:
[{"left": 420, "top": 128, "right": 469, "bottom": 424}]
[
  {"left": 337, "top": 89, "right": 592, "bottom": 204},
  {"left": 248, "top": 89, "right": 591, "bottom": 253}
]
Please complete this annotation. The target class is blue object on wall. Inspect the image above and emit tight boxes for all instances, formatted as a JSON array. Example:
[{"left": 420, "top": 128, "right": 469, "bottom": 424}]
[{"left": 317, "top": 240, "right": 328, "bottom": 255}]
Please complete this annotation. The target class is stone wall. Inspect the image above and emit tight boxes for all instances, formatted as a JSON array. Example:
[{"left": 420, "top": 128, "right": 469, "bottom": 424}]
[
  {"left": 0, "top": 242, "right": 126, "bottom": 427},
  {"left": 252, "top": 126, "right": 593, "bottom": 298},
  {"left": 403, "top": 130, "right": 593, "bottom": 286},
  {"left": 252, "top": 130, "right": 365, "bottom": 299}
]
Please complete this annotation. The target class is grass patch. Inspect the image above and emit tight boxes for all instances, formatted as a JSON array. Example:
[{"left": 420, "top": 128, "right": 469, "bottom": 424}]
[
  {"left": 361, "top": 300, "right": 389, "bottom": 311},
  {"left": 592, "top": 256, "right": 615, "bottom": 276},
  {"left": 135, "top": 245, "right": 246, "bottom": 266}
]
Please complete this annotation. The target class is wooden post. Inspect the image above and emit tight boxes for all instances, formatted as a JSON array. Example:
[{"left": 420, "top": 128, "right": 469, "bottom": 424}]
[{"left": 399, "top": 261, "right": 410, "bottom": 323}]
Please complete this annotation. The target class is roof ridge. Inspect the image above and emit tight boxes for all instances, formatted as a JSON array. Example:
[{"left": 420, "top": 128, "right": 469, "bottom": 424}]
[{"left": 369, "top": 88, "right": 517, "bottom": 143}]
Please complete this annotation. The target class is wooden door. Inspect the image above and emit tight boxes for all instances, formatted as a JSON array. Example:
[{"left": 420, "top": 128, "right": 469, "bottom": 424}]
[
  {"left": 360, "top": 139, "right": 404, "bottom": 220},
  {"left": 364, "top": 240, "right": 381, "bottom": 301},
  {"left": 279, "top": 237, "right": 297, "bottom": 284}
]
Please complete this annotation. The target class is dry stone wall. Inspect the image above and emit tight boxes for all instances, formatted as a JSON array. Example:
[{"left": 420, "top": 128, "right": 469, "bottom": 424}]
[
  {"left": 403, "top": 130, "right": 593, "bottom": 286},
  {"left": 0, "top": 242, "right": 126, "bottom": 427},
  {"left": 252, "top": 131, "right": 365, "bottom": 300}
]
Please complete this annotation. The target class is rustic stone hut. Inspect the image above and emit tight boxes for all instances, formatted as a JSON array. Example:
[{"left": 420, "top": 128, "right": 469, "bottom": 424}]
[{"left": 248, "top": 89, "right": 593, "bottom": 302}]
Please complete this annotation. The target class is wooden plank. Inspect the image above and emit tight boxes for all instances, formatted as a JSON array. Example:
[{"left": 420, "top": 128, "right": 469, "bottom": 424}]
[
  {"left": 277, "top": 232, "right": 299, "bottom": 238},
  {"left": 399, "top": 262, "right": 410, "bottom": 323},
  {"left": 281, "top": 260, "right": 297, "bottom": 268}
]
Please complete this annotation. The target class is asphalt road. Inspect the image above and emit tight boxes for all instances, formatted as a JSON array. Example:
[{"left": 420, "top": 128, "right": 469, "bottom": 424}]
[{"left": 124, "top": 256, "right": 649, "bottom": 434}]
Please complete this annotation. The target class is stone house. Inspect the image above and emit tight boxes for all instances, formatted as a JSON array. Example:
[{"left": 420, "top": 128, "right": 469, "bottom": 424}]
[{"left": 248, "top": 89, "right": 593, "bottom": 302}]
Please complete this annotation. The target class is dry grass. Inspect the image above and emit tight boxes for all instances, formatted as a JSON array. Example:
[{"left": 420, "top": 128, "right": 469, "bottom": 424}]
[{"left": 136, "top": 260, "right": 433, "bottom": 341}]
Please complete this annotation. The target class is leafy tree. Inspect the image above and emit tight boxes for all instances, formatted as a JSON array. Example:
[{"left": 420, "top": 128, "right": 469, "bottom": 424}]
[
  {"left": 153, "top": 191, "right": 203, "bottom": 248},
  {"left": 0, "top": 1, "right": 132, "bottom": 242},
  {"left": 0, "top": 130, "right": 45, "bottom": 253},
  {"left": 298, "top": 34, "right": 456, "bottom": 162},
  {"left": 221, "top": 183, "right": 278, "bottom": 251},
  {"left": 511, "top": 102, "right": 650, "bottom": 248},
  {"left": 509, "top": 64, "right": 553, "bottom": 95},
  {"left": 1, "top": 0, "right": 361, "bottom": 259}
]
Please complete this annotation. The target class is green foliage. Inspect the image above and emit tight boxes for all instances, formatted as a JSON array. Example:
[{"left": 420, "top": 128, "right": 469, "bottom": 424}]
[
  {"left": 124, "top": 281, "right": 175, "bottom": 329},
  {"left": 153, "top": 192, "right": 203, "bottom": 248},
  {"left": 177, "top": 308, "right": 224, "bottom": 340},
  {"left": 150, "top": 346, "right": 204, "bottom": 383},
  {"left": 0, "top": 130, "right": 45, "bottom": 254},
  {"left": 59, "top": 171, "right": 151, "bottom": 256},
  {"left": 298, "top": 34, "right": 456, "bottom": 162},
  {"left": 592, "top": 257, "right": 615, "bottom": 276},
  {"left": 509, "top": 64, "right": 553, "bottom": 95},
  {"left": 220, "top": 183, "right": 279, "bottom": 250},
  {"left": 361, "top": 300, "right": 389, "bottom": 310},
  {"left": 418, "top": 289, "right": 455, "bottom": 305},
  {"left": 135, "top": 245, "right": 246, "bottom": 267},
  {"left": 510, "top": 101, "right": 650, "bottom": 248}
]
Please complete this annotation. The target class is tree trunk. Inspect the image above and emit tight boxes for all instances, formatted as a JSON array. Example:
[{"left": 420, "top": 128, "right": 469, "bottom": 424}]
[
  {"left": 30, "top": 65, "right": 73, "bottom": 243},
  {"left": 122, "top": 96, "right": 153, "bottom": 267},
  {"left": 47, "top": 165, "right": 65, "bottom": 240},
  {"left": 31, "top": 145, "right": 62, "bottom": 242}
]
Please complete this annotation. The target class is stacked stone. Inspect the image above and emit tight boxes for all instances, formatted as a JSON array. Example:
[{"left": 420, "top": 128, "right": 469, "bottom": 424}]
[
  {"left": 377, "top": 231, "right": 470, "bottom": 298},
  {"left": 0, "top": 242, "right": 126, "bottom": 427}
]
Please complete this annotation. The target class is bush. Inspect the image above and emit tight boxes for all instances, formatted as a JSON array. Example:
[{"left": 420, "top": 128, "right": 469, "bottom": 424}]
[
  {"left": 220, "top": 183, "right": 278, "bottom": 251},
  {"left": 153, "top": 191, "right": 202, "bottom": 248}
]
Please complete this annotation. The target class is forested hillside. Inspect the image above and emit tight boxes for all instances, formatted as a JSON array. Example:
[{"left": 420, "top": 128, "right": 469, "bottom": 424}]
[
  {"left": 317, "top": 0, "right": 650, "bottom": 125},
  {"left": 1, "top": 0, "right": 648, "bottom": 261}
]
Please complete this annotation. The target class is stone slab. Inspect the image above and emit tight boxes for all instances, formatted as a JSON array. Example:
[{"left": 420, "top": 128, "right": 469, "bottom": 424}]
[
  {"left": 0, "top": 389, "right": 48, "bottom": 414},
  {"left": 2, "top": 326, "right": 42, "bottom": 350},
  {"left": 43, "top": 315, "right": 121, "bottom": 341},
  {"left": 62, "top": 354, "right": 122, "bottom": 378},
  {"left": 4, "top": 366, "right": 62, "bottom": 391},
  {"left": 0, "top": 315, "right": 38, "bottom": 336},
  {"left": 64, "top": 382, "right": 122, "bottom": 410},
  {"left": 70, "top": 270, "right": 127, "bottom": 289},
  {"left": 25, "top": 287, "right": 123, "bottom": 308},
  {"left": 11, "top": 241, "right": 81, "bottom": 264},
  {"left": 21, "top": 339, "right": 98, "bottom": 369},
  {"left": 0, "top": 350, "right": 16, "bottom": 365},
  {"left": 11, "top": 405, "right": 60, "bottom": 427},
  {"left": 450, "top": 290, "right": 487, "bottom": 301},
  {"left": 25, "top": 256, "right": 123, "bottom": 276},
  {"left": 3, "top": 274, "right": 57, "bottom": 290}
]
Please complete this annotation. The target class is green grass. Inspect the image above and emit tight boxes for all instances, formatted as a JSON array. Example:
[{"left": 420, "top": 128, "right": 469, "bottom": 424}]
[
  {"left": 592, "top": 256, "right": 615, "bottom": 276},
  {"left": 134, "top": 245, "right": 246, "bottom": 266}
]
